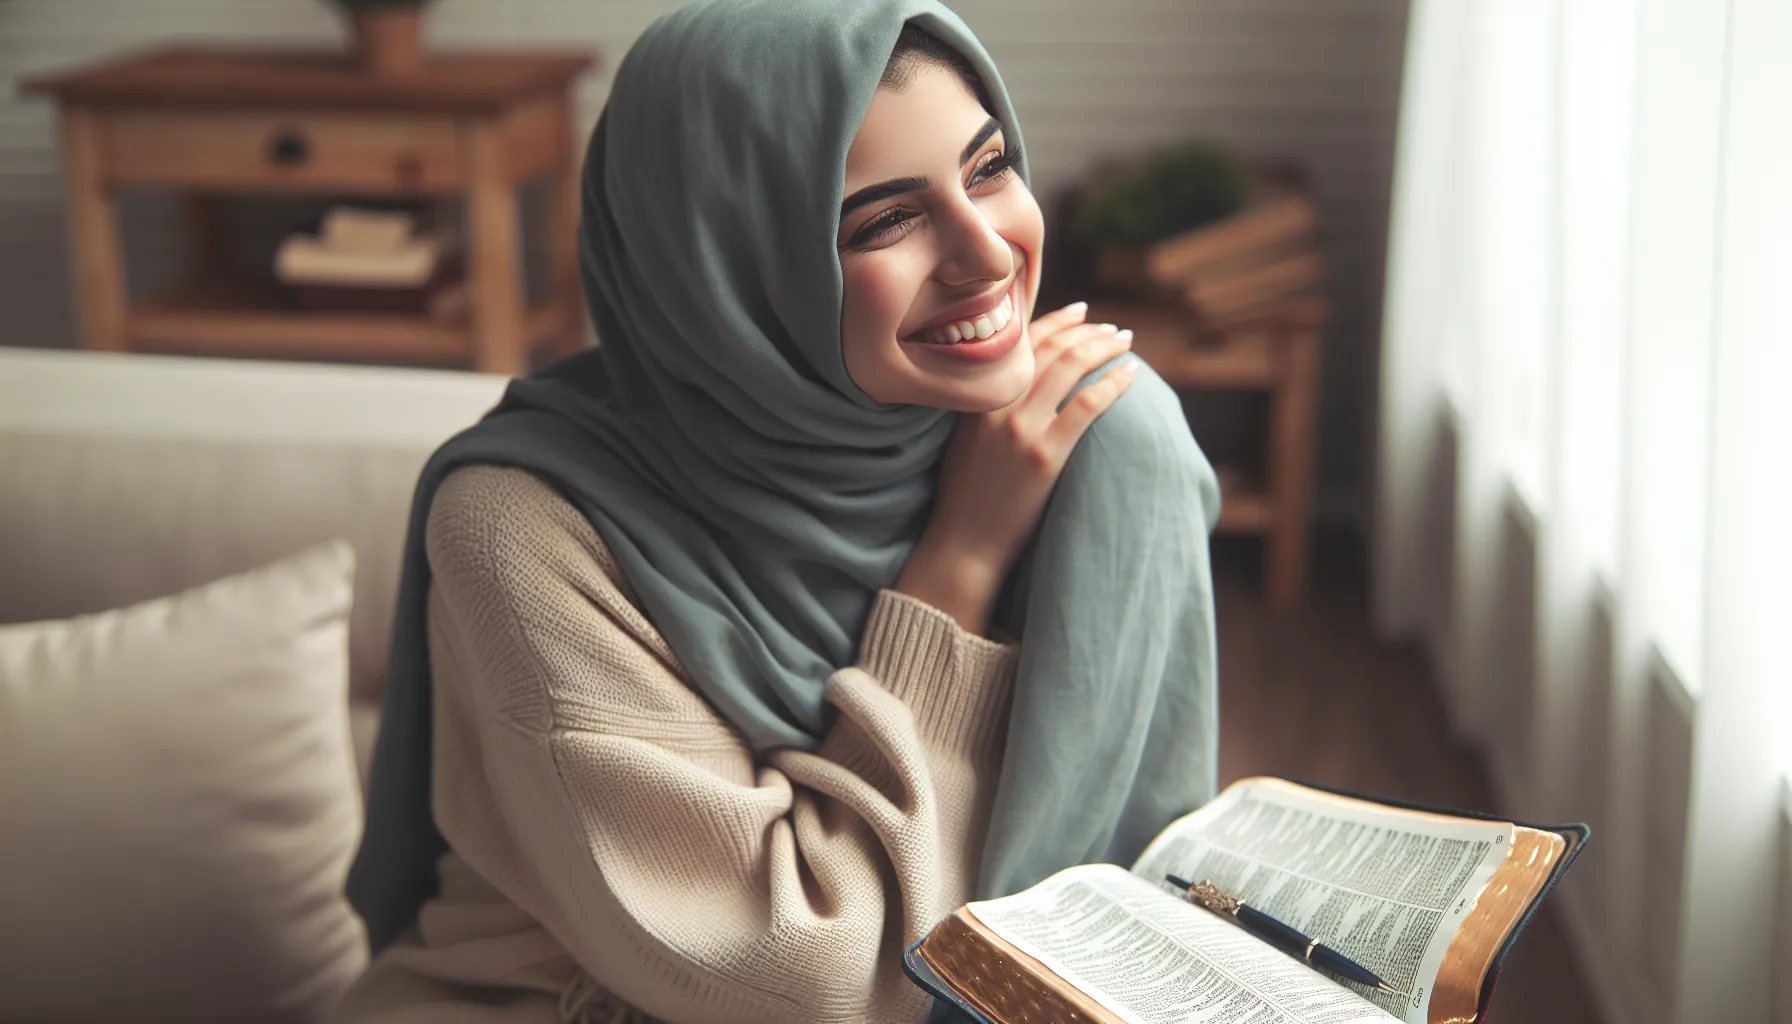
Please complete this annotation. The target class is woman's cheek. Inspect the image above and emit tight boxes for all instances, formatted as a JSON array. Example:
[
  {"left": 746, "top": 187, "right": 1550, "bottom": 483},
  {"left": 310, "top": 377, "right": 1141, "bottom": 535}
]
[
  {"left": 840, "top": 256, "right": 908, "bottom": 380},
  {"left": 986, "top": 187, "right": 1045, "bottom": 306},
  {"left": 853, "top": 252, "right": 924, "bottom": 341}
]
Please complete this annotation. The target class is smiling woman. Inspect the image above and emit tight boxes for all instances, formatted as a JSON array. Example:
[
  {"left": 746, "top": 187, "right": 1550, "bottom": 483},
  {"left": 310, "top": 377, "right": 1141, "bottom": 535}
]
[
  {"left": 840, "top": 63, "right": 1040, "bottom": 401},
  {"left": 839, "top": 26, "right": 1131, "bottom": 410},
  {"left": 332, "top": 3, "right": 1222, "bottom": 1024}
]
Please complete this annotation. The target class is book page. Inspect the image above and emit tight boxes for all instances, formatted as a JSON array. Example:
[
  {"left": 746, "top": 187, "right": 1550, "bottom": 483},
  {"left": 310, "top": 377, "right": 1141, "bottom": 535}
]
[
  {"left": 1130, "top": 779, "right": 1514, "bottom": 1023},
  {"left": 967, "top": 863, "right": 1396, "bottom": 1024}
]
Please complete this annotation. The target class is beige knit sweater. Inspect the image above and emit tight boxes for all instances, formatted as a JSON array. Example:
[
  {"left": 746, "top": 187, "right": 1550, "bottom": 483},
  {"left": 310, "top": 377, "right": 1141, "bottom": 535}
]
[{"left": 327, "top": 465, "right": 1018, "bottom": 1024}]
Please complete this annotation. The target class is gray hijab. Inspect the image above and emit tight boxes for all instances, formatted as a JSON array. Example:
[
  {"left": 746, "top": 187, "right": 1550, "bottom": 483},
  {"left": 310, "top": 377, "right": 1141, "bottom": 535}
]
[{"left": 348, "top": 0, "right": 1221, "bottom": 956}]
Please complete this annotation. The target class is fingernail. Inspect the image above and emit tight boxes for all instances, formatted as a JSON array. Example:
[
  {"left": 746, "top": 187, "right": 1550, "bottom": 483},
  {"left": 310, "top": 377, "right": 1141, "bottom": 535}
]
[
  {"left": 1066, "top": 301, "right": 1088, "bottom": 313},
  {"left": 1115, "top": 329, "right": 1134, "bottom": 341},
  {"left": 1100, "top": 322, "right": 1119, "bottom": 332}
]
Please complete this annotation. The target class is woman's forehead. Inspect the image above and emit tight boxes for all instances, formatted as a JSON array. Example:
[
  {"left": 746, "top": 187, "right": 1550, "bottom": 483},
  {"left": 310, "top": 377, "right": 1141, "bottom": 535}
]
[{"left": 844, "top": 64, "right": 998, "bottom": 185}]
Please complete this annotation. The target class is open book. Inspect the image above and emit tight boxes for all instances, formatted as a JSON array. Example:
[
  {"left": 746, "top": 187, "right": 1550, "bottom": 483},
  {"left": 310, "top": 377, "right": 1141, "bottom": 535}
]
[{"left": 904, "top": 777, "right": 1588, "bottom": 1024}]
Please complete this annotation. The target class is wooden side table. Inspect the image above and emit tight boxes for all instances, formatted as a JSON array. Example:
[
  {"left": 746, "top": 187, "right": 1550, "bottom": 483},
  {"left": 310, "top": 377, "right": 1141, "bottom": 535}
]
[
  {"left": 1088, "top": 296, "right": 1327, "bottom": 608},
  {"left": 23, "top": 47, "right": 597, "bottom": 375}
]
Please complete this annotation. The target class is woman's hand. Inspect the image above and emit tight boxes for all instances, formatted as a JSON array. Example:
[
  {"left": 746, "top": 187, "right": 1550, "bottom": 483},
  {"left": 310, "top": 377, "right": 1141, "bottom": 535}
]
[{"left": 896, "top": 301, "right": 1138, "bottom": 636}]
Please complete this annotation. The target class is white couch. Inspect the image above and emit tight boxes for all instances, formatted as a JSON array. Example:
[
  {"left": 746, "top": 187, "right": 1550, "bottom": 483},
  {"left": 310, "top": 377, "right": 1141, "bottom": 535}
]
[
  {"left": 0, "top": 347, "right": 509, "bottom": 1019},
  {"left": 0, "top": 347, "right": 507, "bottom": 787}
]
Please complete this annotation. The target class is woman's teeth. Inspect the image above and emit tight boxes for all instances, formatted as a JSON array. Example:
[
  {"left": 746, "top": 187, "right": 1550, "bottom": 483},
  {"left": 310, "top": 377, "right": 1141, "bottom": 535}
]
[{"left": 912, "top": 295, "right": 1013, "bottom": 345}]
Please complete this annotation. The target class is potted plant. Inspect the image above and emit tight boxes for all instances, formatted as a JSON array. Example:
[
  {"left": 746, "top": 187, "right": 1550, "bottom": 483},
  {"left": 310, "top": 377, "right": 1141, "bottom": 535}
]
[
  {"left": 1070, "top": 142, "right": 1247, "bottom": 300},
  {"left": 330, "top": 0, "right": 433, "bottom": 77}
]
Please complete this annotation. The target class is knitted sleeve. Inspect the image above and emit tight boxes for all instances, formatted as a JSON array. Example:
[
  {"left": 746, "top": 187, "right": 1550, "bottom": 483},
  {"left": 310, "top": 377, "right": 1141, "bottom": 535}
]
[{"left": 421, "top": 465, "right": 1017, "bottom": 1024}]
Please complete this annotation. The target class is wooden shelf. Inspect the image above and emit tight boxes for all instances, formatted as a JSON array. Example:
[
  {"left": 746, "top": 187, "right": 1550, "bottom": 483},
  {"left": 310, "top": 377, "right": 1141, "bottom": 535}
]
[
  {"left": 1213, "top": 465, "right": 1272, "bottom": 535},
  {"left": 1076, "top": 181, "right": 1328, "bottom": 606},
  {"left": 127, "top": 278, "right": 565, "bottom": 367},
  {"left": 33, "top": 45, "right": 592, "bottom": 374},
  {"left": 1084, "top": 302, "right": 1281, "bottom": 387},
  {"left": 1215, "top": 487, "right": 1272, "bottom": 534},
  {"left": 21, "top": 46, "right": 596, "bottom": 116}
]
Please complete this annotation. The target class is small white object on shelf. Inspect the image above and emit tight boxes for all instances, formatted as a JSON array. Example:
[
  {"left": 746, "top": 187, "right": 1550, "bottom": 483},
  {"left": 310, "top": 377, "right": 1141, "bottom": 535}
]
[
  {"left": 274, "top": 230, "right": 457, "bottom": 288},
  {"left": 319, "top": 207, "right": 419, "bottom": 256}
]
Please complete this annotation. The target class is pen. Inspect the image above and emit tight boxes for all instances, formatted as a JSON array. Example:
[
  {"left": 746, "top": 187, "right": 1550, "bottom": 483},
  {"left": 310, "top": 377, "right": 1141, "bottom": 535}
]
[{"left": 1164, "top": 874, "right": 1399, "bottom": 995}]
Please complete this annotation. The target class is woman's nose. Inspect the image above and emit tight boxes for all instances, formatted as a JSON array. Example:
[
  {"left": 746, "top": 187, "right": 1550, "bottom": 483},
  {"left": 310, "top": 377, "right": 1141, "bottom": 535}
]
[{"left": 933, "top": 195, "right": 1013, "bottom": 288}]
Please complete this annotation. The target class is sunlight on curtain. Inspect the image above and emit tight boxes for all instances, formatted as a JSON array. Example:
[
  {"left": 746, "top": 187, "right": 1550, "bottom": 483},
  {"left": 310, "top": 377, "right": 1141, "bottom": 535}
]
[
  {"left": 1551, "top": 0, "right": 1629, "bottom": 581},
  {"left": 1673, "top": 0, "right": 1792, "bottom": 1017},
  {"left": 1602, "top": 2, "right": 1727, "bottom": 997},
  {"left": 1464, "top": 0, "right": 1553, "bottom": 508},
  {"left": 1374, "top": 1, "right": 1791, "bottom": 1021},
  {"left": 1621, "top": 0, "right": 1719, "bottom": 692}
]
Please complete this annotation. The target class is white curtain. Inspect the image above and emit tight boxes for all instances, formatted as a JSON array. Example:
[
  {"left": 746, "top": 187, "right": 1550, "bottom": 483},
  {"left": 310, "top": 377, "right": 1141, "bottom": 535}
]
[{"left": 1374, "top": 2, "right": 1790, "bottom": 1022}]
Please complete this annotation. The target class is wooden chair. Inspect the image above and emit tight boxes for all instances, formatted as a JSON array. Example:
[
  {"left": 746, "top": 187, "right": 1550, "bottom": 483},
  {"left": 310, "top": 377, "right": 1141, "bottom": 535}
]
[{"left": 1085, "top": 180, "right": 1327, "bottom": 608}]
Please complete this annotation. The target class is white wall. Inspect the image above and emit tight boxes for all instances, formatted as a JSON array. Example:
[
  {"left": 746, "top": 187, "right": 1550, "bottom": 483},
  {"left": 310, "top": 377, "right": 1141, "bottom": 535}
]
[{"left": 0, "top": 0, "right": 1408, "bottom": 529}]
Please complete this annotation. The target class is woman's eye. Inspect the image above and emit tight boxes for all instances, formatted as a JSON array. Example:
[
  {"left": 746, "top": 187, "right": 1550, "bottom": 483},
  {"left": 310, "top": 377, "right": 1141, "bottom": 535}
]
[
  {"left": 843, "top": 147, "right": 1022, "bottom": 251},
  {"left": 969, "top": 147, "right": 1021, "bottom": 188},
  {"left": 850, "top": 209, "right": 919, "bottom": 249}
]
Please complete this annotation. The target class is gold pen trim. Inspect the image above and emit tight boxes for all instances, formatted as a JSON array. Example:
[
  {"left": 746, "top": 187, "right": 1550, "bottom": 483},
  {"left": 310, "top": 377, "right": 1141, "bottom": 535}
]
[{"left": 1185, "top": 879, "right": 1241, "bottom": 916}]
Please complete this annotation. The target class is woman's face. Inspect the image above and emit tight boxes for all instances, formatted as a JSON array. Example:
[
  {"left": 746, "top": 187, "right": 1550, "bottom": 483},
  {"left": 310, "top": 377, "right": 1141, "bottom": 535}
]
[{"left": 837, "top": 64, "right": 1044, "bottom": 411}]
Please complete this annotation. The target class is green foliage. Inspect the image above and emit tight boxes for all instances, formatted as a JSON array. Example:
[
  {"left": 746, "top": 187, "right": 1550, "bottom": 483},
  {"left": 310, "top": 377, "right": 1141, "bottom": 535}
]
[{"left": 1073, "top": 142, "right": 1248, "bottom": 248}]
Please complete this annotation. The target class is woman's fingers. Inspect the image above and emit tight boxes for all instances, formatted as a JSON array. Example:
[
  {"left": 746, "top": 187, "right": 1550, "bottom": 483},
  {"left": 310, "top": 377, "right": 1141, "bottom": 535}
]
[
  {"left": 1027, "top": 328, "right": 1134, "bottom": 416},
  {"left": 1027, "top": 301, "right": 1091, "bottom": 349},
  {"left": 1032, "top": 321, "right": 1120, "bottom": 370},
  {"left": 1046, "top": 357, "right": 1141, "bottom": 450}
]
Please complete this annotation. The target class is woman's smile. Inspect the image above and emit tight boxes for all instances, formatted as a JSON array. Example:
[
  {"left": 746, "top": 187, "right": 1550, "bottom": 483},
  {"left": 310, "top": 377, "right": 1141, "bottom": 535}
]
[
  {"left": 837, "top": 58, "right": 1044, "bottom": 411},
  {"left": 898, "top": 270, "right": 1026, "bottom": 364}
]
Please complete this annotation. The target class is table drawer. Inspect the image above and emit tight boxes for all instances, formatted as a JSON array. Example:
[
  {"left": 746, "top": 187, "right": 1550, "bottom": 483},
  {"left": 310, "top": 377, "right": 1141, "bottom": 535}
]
[{"left": 101, "top": 110, "right": 463, "bottom": 194}]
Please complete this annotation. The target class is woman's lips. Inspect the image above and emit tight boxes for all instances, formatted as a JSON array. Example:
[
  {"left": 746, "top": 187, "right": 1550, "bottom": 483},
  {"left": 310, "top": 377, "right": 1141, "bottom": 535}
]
[
  {"left": 911, "top": 294, "right": 1013, "bottom": 345},
  {"left": 899, "top": 276, "right": 1026, "bottom": 365}
]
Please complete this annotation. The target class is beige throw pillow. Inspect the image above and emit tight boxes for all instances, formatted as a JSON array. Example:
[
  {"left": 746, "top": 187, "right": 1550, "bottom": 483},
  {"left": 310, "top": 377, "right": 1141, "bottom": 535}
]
[{"left": 0, "top": 540, "right": 369, "bottom": 1023}]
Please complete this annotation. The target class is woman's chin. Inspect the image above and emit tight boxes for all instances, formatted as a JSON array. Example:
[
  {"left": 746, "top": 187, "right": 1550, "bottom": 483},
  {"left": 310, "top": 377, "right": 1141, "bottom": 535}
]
[
  {"left": 937, "top": 393, "right": 1019, "bottom": 414},
  {"left": 861, "top": 322, "right": 1036, "bottom": 411},
  {"left": 920, "top": 363, "right": 1034, "bottom": 413}
]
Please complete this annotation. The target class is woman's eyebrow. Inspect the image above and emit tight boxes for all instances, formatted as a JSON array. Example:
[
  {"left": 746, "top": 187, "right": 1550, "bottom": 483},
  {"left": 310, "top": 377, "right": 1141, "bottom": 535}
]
[
  {"left": 841, "top": 175, "right": 928, "bottom": 218},
  {"left": 839, "top": 117, "right": 1004, "bottom": 219},
  {"left": 958, "top": 116, "right": 1001, "bottom": 165}
]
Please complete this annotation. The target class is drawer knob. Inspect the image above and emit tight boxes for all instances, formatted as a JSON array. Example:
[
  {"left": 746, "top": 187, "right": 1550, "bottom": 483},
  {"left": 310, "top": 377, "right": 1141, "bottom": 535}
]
[{"left": 267, "top": 130, "right": 310, "bottom": 166}]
